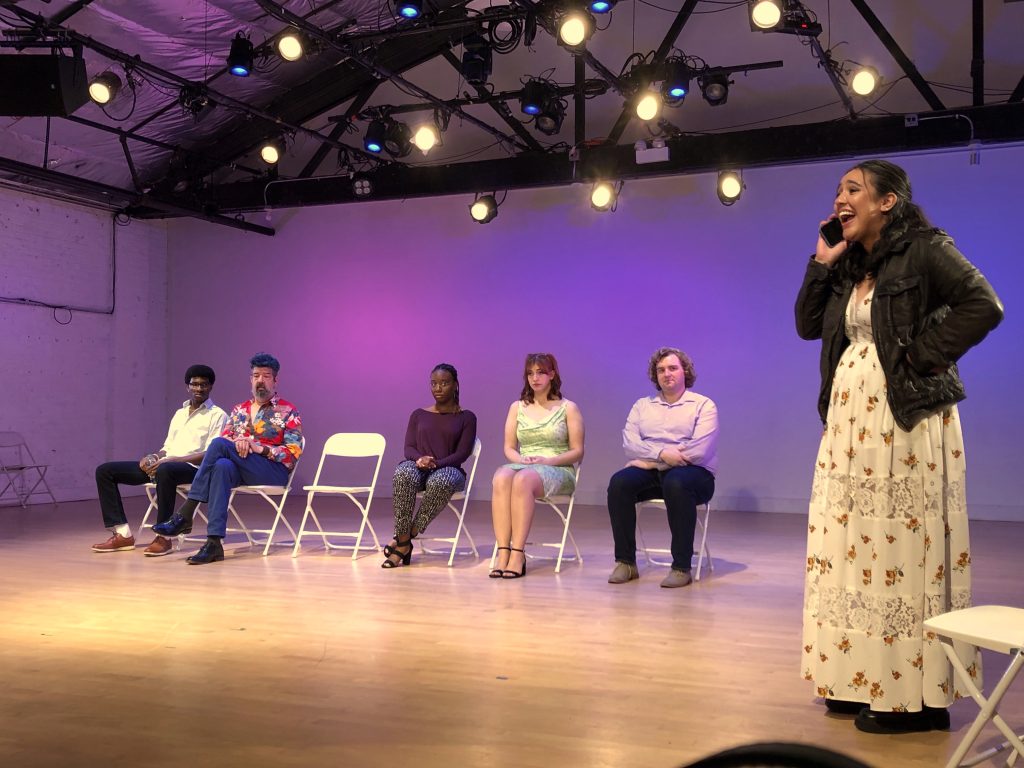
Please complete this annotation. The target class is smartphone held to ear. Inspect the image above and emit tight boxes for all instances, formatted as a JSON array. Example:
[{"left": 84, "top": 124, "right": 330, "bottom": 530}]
[{"left": 819, "top": 218, "right": 845, "bottom": 248}]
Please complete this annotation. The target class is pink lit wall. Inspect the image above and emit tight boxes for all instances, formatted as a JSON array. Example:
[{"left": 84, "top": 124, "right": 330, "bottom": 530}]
[{"left": 169, "top": 148, "right": 1009, "bottom": 521}]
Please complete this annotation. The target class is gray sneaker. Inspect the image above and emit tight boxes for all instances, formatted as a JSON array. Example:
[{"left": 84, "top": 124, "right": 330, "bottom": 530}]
[
  {"left": 660, "top": 568, "right": 692, "bottom": 588},
  {"left": 607, "top": 561, "right": 639, "bottom": 584}
]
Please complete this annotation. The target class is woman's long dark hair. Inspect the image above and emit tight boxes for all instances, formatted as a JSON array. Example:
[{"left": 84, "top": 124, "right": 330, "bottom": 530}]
[{"left": 838, "top": 159, "right": 933, "bottom": 284}]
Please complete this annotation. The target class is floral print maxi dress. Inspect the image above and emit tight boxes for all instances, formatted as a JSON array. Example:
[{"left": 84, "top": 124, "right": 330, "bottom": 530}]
[{"left": 802, "top": 287, "right": 979, "bottom": 712}]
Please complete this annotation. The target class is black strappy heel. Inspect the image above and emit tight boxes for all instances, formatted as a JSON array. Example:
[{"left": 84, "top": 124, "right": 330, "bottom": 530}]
[
  {"left": 502, "top": 547, "right": 527, "bottom": 579},
  {"left": 381, "top": 538, "right": 413, "bottom": 568},
  {"left": 490, "top": 546, "right": 511, "bottom": 578}
]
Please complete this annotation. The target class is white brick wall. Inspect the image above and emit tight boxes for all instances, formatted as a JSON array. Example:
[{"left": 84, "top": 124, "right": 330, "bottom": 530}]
[{"left": 1, "top": 184, "right": 169, "bottom": 504}]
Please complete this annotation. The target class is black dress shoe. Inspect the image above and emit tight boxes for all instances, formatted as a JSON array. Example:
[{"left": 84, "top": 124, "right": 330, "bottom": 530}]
[
  {"left": 186, "top": 540, "right": 224, "bottom": 565},
  {"left": 854, "top": 705, "right": 950, "bottom": 734},
  {"left": 153, "top": 513, "right": 192, "bottom": 537},
  {"left": 825, "top": 698, "right": 865, "bottom": 715}
]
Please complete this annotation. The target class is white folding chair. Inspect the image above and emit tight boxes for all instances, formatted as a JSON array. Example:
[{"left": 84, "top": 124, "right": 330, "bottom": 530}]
[
  {"left": 635, "top": 499, "right": 713, "bottom": 581},
  {"left": 923, "top": 605, "right": 1024, "bottom": 768},
  {"left": 0, "top": 431, "right": 57, "bottom": 507},
  {"left": 292, "top": 433, "right": 386, "bottom": 559},
  {"left": 226, "top": 437, "right": 306, "bottom": 555},
  {"left": 418, "top": 438, "right": 482, "bottom": 566},
  {"left": 136, "top": 483, "right": 192, "bottom": 548},
  {"left": 490, "top": 463, "right": 583, "bottom": 574}
]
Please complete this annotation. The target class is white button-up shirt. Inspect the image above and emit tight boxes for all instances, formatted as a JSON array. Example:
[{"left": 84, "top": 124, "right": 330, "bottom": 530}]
[
  {"left": 160, "top": 399, "right": 229, "bottom": 465},
  {"left": 622, "top": 391, "right": 719, "bottom": 475}
]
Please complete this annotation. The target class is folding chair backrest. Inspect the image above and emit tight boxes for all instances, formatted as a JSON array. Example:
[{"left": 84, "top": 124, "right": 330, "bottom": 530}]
[{"left": 461, "top": 438, "right": 483, "bottom": 496}]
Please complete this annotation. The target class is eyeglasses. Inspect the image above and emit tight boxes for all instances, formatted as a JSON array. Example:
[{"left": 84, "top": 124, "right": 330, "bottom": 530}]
[{"left": 188, "top": 380, "right": 212, "bottom": 389}]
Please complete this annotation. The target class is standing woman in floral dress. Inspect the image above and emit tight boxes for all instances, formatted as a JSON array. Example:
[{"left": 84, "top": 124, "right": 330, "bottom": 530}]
[{"left": 795, "top": 159, "right": 1003, "bottom": 734}]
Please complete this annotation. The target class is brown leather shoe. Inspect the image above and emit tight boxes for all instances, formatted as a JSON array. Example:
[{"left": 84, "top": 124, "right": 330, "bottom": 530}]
[
  {"left": 660, "top": 568, "right": 693, "bottom": 588},
  {"left": 92, "top": 533, "right": 136, "bottom": 552},
  {"left": 143, "top": 535, "right": 173, "bottom": 557}
]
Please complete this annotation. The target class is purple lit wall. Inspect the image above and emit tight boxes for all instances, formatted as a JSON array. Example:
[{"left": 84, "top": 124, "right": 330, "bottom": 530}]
[{"left": 164, "top": 147, "right": 1022, "bottom": 520}]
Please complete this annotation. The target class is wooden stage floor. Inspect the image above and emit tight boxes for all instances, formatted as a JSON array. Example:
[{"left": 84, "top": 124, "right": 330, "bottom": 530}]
[{"left": 1, "top": 498, "right": 1021, "bottom": 768}]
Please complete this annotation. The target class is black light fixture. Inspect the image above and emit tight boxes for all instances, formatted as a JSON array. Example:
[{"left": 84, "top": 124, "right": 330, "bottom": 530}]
[
  {"left": 352, "top": 174, "right": 374, "bottom": 197},
  {"left": 590, "top": 181, "right": 621, "bottom": 212},
  {"left": 519, "top": 78, "right": 564, "bottom": 135},
  {"left": 748, "top": 0, "right": 821, "bottom": 36},
  {"left": 227, "top": 33, "right": 254, "bottom": 77},
  {"left": 88, "top": 71, "right": 122, "bottom": 105},
  {"left": 277, "top": 30, "right": 305, "bottom": 62},
  {"left": 364, "top": 119, "right": 387, "bottom": 153},
  {"left": 661, "top": 59, "right": 690, "bottom": 106},
  {"left": 395, "top": 0, "right": 423, "bottom": 19},
  {"left": 259, "top": 138, "right": 285, "bottom": 165},
  {"left": 699, "top": 69, "right": 731, "bottom": 106},
  {"left": 461, "top": 34, "right": 493, "bottom": 86},
  {"left": 383, "top": 119, "right": 412, "bottom": 158},
  {"left": 469, "top": 193, "right": 499, "bottom": 224},
  {"left": 849, "top": 64, "right": 880, "bottom": 96},
  {"left": 558, "top": 9, "right": 595, "bottom": 49},
  {"left": 717, "top": 170, "right": 744, "bottom": 205}
]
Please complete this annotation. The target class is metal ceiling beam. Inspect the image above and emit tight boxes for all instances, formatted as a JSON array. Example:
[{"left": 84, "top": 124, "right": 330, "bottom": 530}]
[
  {"left": 255, "top": 0, "right": 529, "bottom": 153},
  {"left": 848, "top": 0, "right": 945, "bottom": 111},
  {"left": 440, "top": 49, "right": 545, "bottom": 153},
  {"left": 971, "top": 0, "right": 984, "bottom": 106},
  {"left": 605, "top": 0, "right": 700, "bottom": 145},
  {"left": 48, "top": 0, "right": 97, "bottom": 27},
  {"left": 203, "top": 102, "right": 1024, "bottom": 212},
  {"left": 0, "top": 154, "right": 275, "bottom": 235},
  {"left": 299, "top": 83, "right": 380, "bottom": 178}
]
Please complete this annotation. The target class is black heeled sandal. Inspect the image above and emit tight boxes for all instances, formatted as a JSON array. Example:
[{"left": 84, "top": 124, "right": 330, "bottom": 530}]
[
  {"left": 381, "top": 538, "right": 413, "bottom": 568},
  {"left": 490, "top": 546, "right": 511, "bottom": 578},
  {"left": 502, "top": 547, "right": 527, "bottom": 579}
]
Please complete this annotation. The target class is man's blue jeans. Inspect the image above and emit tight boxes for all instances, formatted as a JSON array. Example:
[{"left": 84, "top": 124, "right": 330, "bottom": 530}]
[{"left": 187, "top": 437, "right": 289, "bottom": 537}]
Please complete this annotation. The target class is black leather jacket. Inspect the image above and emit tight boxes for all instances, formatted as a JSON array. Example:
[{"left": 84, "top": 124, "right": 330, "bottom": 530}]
[{"left": 795, "top": 229, "right": 1003, "bottom": 431}]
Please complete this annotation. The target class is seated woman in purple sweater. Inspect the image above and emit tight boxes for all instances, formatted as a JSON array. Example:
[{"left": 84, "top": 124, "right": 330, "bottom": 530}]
[{"left": 382, "top": 363, "right": 477, "bottom": 568}]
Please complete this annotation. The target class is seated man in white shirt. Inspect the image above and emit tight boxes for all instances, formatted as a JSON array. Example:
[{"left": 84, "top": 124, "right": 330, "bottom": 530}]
[
  {"left": 607, "top": 347, "right": 719, "bottom": 589},
  {"left": 92, "top": 365, "right": 228, "bottom": 557}
]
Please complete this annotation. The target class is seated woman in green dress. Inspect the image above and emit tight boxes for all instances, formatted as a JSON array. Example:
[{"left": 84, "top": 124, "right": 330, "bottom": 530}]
[{"left": 490, "top": 353, "right": 584, "bottom": 579}]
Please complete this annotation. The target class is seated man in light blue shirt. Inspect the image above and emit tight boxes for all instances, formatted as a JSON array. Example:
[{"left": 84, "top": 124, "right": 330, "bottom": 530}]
[{"left": 607, "top": 347, "right": 719, "bottom": 589}]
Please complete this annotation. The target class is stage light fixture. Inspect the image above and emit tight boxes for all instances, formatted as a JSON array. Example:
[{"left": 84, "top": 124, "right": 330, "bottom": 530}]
[
  {"left": 395, "top": 0, "right": 423, "bottom": 19},
  {"left": 850, "top": 65, "right": 879, "bottom": 96},
  {"left": 364, "top": 119, "right": 387, "bottom": 153},
  {"left": 260, "top": 138, "right": 284, "bottom": 165},
  {"left": 470, "top": 194, "right": 498, "bottom": 224},
  {"left": 383, "top": 119, "right": 412, "bottom": 158},
  {"left": 227, "top": 33, "right": 254, "bottom": 77},
  {"left": 749, "top": 0, "right": 782, "bottom": 29},
  {"left": 590, "top": 181, "right": 620, "bottom": 212},
  {"left": 277, "top": 30, "right": 304, "bottom": 62},
  {"left": 717, "top": 170, "right": 743, "bottom": 205},
  {"left": 661, "top": 60, "right": 690, "bottom": 106},
  {"left": 88, "top": 71, "right": 122, "bottom": 105},
  {"left": 520, "top": 78, "right": 558, "bottom": 116},
  {"left": 558, "top": 10, "right": 594, "bottom": 48},
  {"left": 699, "top": 70, "right": 731, "bottom": 106},
  {"left": 352, "top": 175, "right": 374, "bottom": 197},
  {"left": 589, "top": 0, "right": 617, "bottom": 13},
  {"left": 461, "top": 34, "right": 493, "bottom": 86},
  {"left": 412, "top": 123, "right": 439, "bottom": 154},
  {"left": 635, "top": 89, "right": 661, "bottom": 121}
]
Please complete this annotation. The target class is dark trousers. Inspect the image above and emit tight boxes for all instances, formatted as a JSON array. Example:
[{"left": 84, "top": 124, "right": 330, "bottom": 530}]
[
  {"left": 607, "top": 465, "right": 715, "bottom": 571},
  {"left": 96, "top": 460, "right": 198, "bottom": 528},
  {"left": 187, "top": 437, "right": 289, "bottom": 538}
]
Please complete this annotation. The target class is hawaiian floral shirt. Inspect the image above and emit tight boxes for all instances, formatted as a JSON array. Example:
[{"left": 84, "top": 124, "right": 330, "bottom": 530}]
[{"left": 222, "top": 395, "right": 303, "bottom": 470}]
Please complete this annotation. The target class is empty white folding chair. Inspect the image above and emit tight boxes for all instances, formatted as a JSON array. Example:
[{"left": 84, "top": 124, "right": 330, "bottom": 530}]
[
  {"left": 418, "top": 438, "right": 482, "bottom": 566},
  {"left": 292, "top": 433, "right": 386, "bottom": 559},
  {"left": 923, "top": 605, "right": 1024, "bottom": 768},
  {"left": 0, "top": 431, "right": 57, "bottom": 507},
  {"left": 635, "top": 499, "right": 713, "bottom": 581},
  {"left": 490, "top": 463, "right": 583, "bottom": 574},
  {"left": 225, "top": 437, "right": 306, "bottom": 555}
]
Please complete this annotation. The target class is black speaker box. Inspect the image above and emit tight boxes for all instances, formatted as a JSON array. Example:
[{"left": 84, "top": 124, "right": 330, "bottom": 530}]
[{"left": 0, "top": 54, "right": 90, "bottom": 116}]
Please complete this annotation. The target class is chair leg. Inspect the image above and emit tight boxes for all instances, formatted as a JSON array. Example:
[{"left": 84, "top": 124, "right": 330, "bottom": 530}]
[{"left": 940, "top": 640, "right": 1024, "bottom": 768}]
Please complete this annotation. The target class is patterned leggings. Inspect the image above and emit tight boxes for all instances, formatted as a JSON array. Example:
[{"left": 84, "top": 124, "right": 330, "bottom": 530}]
[{"left": 391, "top": 461, "right": 466, "bottom": 539}]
